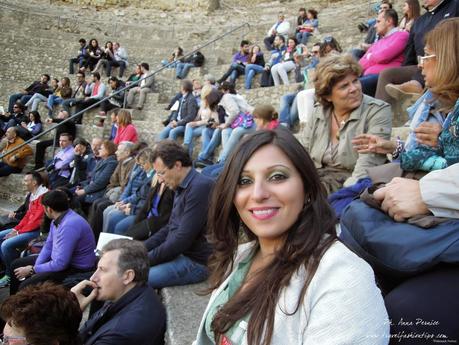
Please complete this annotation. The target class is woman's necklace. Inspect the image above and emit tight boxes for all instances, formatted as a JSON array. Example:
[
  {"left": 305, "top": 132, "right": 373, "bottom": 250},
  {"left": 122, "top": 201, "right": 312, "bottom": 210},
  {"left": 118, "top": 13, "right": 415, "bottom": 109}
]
[{"left": 332, "top": 111, "right": 347, "bottom": 141}]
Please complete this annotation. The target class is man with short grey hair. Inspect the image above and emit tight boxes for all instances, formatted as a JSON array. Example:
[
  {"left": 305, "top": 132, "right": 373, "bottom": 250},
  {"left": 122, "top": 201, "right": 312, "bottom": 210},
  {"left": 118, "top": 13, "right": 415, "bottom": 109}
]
[{"left": 72, "top": 239, "right": 166, "bottom": 345}]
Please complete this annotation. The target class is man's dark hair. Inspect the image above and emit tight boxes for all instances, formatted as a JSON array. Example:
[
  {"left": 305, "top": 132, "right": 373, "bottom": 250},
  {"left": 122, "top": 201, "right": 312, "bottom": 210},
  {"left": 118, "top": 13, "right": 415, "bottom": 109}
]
[
  {"left": 92, "top": 72, "right": 101, "bottom": 80},
  {"left": 78, "top": 38, "right": 86, "bottom": 45},
  {"left": 102, "top": 239, "right": 149, "bottom": 284},
  {"left": 276, "top": 35, "right": 286, "bottom": 44},
  {"left": 26, "top": 171, "right": 44, "bottom": 186},
  {"left": 220, "top": 81, "right": 237, "bottom": 94},
  {"left": 73, "top": 137, "right": 89, "bottom": 148},
  {"left": 383, "top": 8, "right": 399, "bottom": 27},
  {"left": 181, "top": 79, "right": 193, "bottom": 93},
  {"left": 240, "top": 40, "right": 250, "bottom": 47},
  {"left": 153, "top": 140, "right": 192, "bottom": 168},
  {"left": 42, "top": 190, "right": 70, "bottom": 213},
  {"left": 381, "top": 0, "right": 393, "bottom": 8},
  {"left": 140, "top": 62, "right": 150, "bottom": 71},
  {"left": 60, "top": 132, "right": 73, "bottom": 142},
  {"left": 299, "top": 7, "right": 306, "bottom": 12},
  {"left": 76, "top": 71, "right": 85, "bottom": 78},
  {"left": 42, "top": 74, "right": 50, "bottom": 83}
]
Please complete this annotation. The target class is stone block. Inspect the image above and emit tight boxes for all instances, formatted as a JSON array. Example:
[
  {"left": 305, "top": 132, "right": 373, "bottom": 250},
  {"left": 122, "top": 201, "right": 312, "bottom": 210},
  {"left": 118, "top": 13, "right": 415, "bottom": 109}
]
[{"left": 160, "top": 282, "right": 210, "bottom": 345}]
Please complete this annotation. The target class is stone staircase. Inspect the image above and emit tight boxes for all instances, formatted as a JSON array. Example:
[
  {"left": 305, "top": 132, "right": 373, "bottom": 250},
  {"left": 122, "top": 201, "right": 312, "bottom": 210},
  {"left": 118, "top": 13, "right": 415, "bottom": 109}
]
[{"left": 0, "top": 0, "right": 410, "bottom": 343}]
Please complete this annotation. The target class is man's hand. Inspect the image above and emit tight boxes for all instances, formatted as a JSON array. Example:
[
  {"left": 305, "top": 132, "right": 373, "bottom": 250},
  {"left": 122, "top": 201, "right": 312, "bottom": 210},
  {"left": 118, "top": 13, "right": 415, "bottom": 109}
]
[
  {"left": 414, "top": 122, "right": 442, "bottom": 147},
  {"left": 373, "top": 177, "right": 430, "bottom": 222},
  {"left": 7, "top": 211, "right": 16, "bottom": 219},
  {"left": 170, "top": 120, "right": 177, "bottom": 128},
  {"left": 71, "top": 280, "right": 98, "bottom": 312},
  {"left": 14, "top": 265, "right": 33, "bottom": 280},
  {"left": 123, "top": 203, "right": 132, "bottom": 215},
  {"left": 46, "top": 118, "right": 53, "bottom": 124},
  {"left": 75, "top": 188, "right": 86, "bottom": 196}
]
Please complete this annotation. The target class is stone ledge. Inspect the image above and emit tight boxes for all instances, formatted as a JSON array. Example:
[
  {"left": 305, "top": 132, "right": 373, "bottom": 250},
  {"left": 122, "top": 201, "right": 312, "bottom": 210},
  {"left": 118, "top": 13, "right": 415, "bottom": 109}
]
[{"left": 161, "top": 282, "right": 210, "bottom": 345}]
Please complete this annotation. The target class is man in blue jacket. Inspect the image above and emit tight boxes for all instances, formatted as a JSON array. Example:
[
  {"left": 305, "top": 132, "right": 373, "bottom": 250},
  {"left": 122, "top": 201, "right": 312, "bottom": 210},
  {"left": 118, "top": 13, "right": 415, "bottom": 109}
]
[
  {"left": 144, "top": 140, "right": 214, "bottom": 288},
  {"left": 72, "top": 239, "right": 166, "bottom": 345}
]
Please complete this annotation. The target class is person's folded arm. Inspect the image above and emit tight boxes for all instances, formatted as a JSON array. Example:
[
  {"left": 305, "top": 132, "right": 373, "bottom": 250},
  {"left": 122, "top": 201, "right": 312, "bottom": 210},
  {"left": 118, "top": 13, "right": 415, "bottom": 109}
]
[{"left": 420, "top": 163, "right": 459, "bottom": 218}]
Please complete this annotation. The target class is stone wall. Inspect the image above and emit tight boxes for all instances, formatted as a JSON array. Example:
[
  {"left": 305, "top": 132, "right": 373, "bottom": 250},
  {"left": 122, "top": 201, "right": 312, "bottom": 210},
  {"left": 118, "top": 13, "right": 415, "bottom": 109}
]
[{"left": 57, "top": 0, "right": 220, "bottom": 12}]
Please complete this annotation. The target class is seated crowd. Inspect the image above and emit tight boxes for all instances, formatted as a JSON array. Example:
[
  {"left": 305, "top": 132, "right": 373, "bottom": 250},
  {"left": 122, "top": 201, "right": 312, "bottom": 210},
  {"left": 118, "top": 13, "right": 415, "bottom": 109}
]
[{"left": 0, "top": 1, "right": 459, "bottom": 344}]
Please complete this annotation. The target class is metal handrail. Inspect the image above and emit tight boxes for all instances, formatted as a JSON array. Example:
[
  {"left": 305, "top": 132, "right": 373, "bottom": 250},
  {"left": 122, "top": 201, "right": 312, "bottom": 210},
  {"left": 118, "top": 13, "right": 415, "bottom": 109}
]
[{"left": 0, "top": 22, "right": 251, "bottom": 160}]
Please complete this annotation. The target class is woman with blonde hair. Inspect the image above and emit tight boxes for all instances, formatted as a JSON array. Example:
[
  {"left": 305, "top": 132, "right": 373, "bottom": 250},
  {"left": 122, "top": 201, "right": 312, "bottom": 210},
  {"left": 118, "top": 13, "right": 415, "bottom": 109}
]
[
  {"left": 300, "top": 54, "right": 392, "bottom": 194},
  {"left": 113, "top": 109, "right": 138, "bottom": 145},
  {"left": 183, "top": 85, "right": 221, "bottom": 156}
]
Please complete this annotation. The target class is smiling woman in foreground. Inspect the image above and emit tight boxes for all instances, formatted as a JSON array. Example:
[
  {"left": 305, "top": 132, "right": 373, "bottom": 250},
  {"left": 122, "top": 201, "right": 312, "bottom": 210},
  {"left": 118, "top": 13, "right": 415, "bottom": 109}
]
[{"left": 194, "top": 128, "right": 389, "bottom": 345}]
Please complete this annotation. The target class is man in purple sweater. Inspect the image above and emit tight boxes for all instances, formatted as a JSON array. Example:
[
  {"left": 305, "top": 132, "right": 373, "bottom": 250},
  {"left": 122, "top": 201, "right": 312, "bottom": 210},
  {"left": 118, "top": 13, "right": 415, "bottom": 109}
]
[
  {"left": 217, "top": 40, "right": 251, "bottom": 84},
  {"left": 9, "top": 190, "right": 96, "bottom": 294}
]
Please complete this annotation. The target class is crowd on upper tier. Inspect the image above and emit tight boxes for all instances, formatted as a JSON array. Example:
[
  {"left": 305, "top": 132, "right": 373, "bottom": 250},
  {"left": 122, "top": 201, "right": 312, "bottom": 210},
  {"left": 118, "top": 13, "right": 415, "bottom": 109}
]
[{"left": 0, "top": 0, "right": 459, "bottom": 344}]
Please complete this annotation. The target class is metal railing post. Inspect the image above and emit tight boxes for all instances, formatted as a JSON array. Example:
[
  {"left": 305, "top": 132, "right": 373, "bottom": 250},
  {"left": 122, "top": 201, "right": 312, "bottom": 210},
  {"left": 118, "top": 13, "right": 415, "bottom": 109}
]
[{"left": 51, "top": 127, "right": 58, "bottom": 158}]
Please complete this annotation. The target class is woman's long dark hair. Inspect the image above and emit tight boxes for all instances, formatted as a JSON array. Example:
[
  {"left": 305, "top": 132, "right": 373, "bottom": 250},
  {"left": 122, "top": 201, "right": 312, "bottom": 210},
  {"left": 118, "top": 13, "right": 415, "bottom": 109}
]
[{"left": 207, "top": 128, "right": 337, "bottom": 345}]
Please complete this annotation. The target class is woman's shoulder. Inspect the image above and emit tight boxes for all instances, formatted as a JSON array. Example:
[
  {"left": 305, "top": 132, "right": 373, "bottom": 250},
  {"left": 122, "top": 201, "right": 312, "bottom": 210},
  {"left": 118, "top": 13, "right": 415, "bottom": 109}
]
[
  {"left": 316, "top": 240, "right": 374, "bottom": 276},
  {"left": 290, "top": 240, "right": 377, "bottom": 293}
]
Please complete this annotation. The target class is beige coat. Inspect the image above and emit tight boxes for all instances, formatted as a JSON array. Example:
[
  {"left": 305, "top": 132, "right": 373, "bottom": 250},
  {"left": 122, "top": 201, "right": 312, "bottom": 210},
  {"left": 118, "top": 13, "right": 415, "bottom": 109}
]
[{"left": 300, "top": 95, "right": 392, "bottom": 186}]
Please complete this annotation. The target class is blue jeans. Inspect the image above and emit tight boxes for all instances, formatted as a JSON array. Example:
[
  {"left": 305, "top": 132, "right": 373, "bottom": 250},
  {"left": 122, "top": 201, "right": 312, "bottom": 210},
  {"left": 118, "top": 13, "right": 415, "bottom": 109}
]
[
  {"left": 244, "top": 64, "right": 265, "bottom": 89},
  {"left": 25, "top": 93, "right": 47, "bottom": 112},
  {"left": 279, "top": 92, "right": 299, "bottom": 128},
  {"left": 183, "top": 124, "right": 205, "bottom": 156},
  {"left": 102, "top": 206, "right": 127, "bottom": 234},
  {"left": 359, "top": 74, "right": 379, "bottom": 97},
  {"left": 161, "top": 60, "right": 178, "bottom": 68},
  {"left": 218, "top": 125, "right": 256, "bottom": 162},
  {"left": 175, "top": 62, "right": 195, "bottom": 79},
  {"left": 296, "top": 31, "right": 313, "bottom": 45},
  {"left": 114, "top": 215, "right": 136, "bottom": 235},
  {"left": 201, "top": 162, "right": 224, "bottom": 179},
  {"left": 158, "top": 124, "right": 185, "bottom": 141},
  {"left": 0, "top": 229, "right": 40, "bottom": 276},
  {"left": 197, "top": 128, "right": 222, "bottom": 161},
  {"left": 47, "top": 95, "right": 64, "bottom": 115},
  {"left": 8, "top": 93, "right": 32, "bottom": 113},
  {"left": 147, "top": 254, "right": 208, "bottom": 289},
  {"left": 0, "top": 162, "right": 22, "bottom": 177}
]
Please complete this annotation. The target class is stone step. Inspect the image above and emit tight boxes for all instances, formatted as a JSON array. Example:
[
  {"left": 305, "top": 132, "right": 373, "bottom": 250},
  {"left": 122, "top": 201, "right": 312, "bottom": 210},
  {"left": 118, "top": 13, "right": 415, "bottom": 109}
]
[{"left": 160, "top": 282, "right": 210, "bottom": 345}]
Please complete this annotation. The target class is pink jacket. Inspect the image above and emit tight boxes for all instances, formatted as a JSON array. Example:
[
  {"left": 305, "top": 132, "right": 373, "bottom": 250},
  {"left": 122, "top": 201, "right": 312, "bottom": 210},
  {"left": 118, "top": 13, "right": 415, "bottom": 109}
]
[
  {"left": 359, "top": 30, "right": 409, "bottom": 76},
  {"left": 114, "top": 124, "right": 138, "bottom": 145}
]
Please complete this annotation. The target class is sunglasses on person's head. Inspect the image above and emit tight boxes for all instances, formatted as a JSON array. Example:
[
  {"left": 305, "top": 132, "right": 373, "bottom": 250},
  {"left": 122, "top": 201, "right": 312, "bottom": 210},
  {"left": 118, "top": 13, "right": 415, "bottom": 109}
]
[{"left": 323, "top": 36, "right": 333, "bottom": 43}]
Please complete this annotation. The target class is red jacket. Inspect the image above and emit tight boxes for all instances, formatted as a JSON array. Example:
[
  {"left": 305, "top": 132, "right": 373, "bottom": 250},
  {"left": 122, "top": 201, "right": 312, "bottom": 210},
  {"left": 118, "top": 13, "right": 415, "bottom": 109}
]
[
  {"left": 15, "top": 188, "right": 47, "bottom": 233},
  {"left": 114, "top": 124, "right": 138, "bottom": 145}
]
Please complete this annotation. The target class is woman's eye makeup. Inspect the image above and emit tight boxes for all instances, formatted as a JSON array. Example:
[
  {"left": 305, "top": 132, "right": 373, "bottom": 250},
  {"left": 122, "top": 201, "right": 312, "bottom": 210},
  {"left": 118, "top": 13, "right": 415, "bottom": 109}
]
[
  {"left": 268, "top": 171, "right": 289, "bottom": 181},
  {"left": 238, "top": 176, "right": 253, "bottom": 186}
]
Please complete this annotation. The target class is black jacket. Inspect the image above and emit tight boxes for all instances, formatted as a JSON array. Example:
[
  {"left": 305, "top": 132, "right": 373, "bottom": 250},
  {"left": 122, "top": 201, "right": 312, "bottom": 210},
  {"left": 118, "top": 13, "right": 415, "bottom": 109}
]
[
  {"left": 126, "top": 183, "right": 175, "bottom": 241},
  {"left": 170, "top": 92, "right": 199, "bottom": 127},
  {"left": 51, "top": 117, "right": 77, "bottom": 139},
  {"left": 404, "top": 0, "right": 459, "bottom": 84},
  {"left": 404, "top": 0, "right": 459, "bottom": 65},
  {"left": 184, "top": 51, "right": 205, "bottom": 67},
  {"left": 79, "top": 285, "right": 166, "bottom": 345}
]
